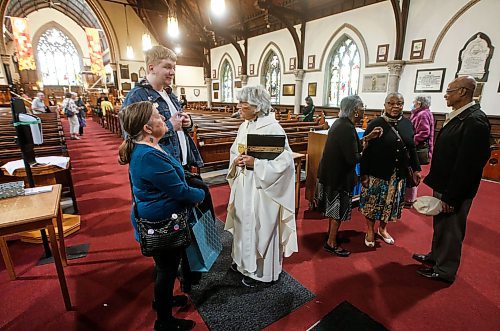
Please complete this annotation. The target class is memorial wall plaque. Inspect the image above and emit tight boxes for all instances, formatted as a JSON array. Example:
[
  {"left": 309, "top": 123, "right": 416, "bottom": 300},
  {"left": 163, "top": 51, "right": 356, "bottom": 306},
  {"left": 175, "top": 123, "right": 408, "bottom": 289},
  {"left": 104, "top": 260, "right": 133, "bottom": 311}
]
[
  {"left": 456, "top": 33, "right": 494, "bottom": 82},
  {"left": 362, "top": 74, "right": 388, "bottom": 93},
  {"left": 414, "top": 69, "right": 446, "bottom": 92}
]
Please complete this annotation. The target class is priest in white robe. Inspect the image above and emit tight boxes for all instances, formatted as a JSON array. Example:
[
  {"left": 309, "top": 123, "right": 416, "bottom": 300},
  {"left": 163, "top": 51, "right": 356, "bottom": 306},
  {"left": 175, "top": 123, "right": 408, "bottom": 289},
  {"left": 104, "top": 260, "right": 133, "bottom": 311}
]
[{"left": 225, "top": 85, "right": 298, "bottom": 287}]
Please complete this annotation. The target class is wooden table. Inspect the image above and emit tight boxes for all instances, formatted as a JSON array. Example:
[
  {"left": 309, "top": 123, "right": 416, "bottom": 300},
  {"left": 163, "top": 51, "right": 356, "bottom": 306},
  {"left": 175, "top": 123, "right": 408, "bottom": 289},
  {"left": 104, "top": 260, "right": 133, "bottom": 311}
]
[
  {"left": 0, "top": 184, "right": 71, "bottom": 310},
  {"left": 293, "top": 152, "right": 305, "bottom": 211},
  {"left": 1, "top": 161, "right": 79, "bottom": 213}
]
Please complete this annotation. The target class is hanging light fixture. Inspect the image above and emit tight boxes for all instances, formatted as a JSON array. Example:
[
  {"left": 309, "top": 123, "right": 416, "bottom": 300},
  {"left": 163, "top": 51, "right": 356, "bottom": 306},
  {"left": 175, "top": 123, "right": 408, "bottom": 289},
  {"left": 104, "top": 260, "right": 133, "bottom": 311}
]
[
  {"left": 211, "top": 0, "right": 226, "bottom": 17},
  {"left": 142, "top": 33, "right": 152, "bottom": 51},
  {"left": 167, "top": 14, "right": 179, "bottom": 39},
  {"left": 124, "top": 5, "right": 134, "bottom": 59}
]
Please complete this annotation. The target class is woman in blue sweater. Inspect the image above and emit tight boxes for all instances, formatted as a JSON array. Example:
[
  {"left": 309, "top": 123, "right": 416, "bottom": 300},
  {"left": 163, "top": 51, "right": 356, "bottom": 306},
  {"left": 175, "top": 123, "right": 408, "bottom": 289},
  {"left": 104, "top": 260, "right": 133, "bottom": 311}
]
[{"left": 119, "top": 101, "right": 204, "bottom": 331}]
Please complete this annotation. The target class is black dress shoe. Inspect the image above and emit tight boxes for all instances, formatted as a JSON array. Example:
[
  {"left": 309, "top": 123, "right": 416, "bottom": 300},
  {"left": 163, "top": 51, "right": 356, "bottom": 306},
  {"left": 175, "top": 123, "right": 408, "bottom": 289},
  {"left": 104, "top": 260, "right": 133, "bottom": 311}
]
[
  {"left": 416, "top": 268, "right": 453, "bottom": 284},
  {"left": 412, "top": 253, "right": 435, "bottom": 266},
  {"left": 230, "top": 263, "right": 239, "bottom": 273},
  {"left": 241, "top": 275, "right": 276, "bottom": 288},
  {"left": 152, "top": 295, "right": 189, "bottom": 311},
  {"left": 323, "top": 243, "right": 351, "bottom": 257}
]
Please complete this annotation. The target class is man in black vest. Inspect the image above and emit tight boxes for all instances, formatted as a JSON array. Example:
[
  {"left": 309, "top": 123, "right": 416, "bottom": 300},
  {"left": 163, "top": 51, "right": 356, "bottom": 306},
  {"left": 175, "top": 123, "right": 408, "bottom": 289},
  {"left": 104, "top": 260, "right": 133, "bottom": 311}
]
[{"left": 413, "top": 75, "right": 491, "bottom": 283}]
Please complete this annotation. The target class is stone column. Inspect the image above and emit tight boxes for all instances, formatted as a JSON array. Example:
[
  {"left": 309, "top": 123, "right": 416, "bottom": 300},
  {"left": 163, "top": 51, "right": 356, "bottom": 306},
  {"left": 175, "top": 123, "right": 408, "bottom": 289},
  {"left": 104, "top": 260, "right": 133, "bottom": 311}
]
[
  {"left": 293, "top": 69, "right": 305, "bottom": 115},
  {"left": 387, "top": 60, "right": 405, "bottom": 93},
  {"left": 205, "top": 77, "right": 212, "bottom": 108},
  {"left": 240, "top": 74, "right": 248, "bottom": 86}
]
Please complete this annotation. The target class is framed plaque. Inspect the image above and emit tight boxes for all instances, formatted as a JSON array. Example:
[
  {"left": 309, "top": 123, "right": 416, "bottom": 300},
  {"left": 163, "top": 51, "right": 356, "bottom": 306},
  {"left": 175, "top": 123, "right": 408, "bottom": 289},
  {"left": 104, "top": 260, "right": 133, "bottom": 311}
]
[
  {"left": 180, "top": 87, "right": 185, "bottom": 94},
  {"left": 410, "top": 39, "right": 426, "bottom": 60},
  {"left": 456, "top": 33, "right": 494, "bottom": 82},
  {"left": 138, "top": 67, "right": 146, "bottom": 77},
  {"left": 377, "top": 44, "right": 389, "bottom": 62},
  {"left": 473, "top": 82, "right": 484, "bottom": 102},
  {"left": 235, "top": 80, "right": 242, "bottom": 88},
  {"left": 308, "top": 82, "right": 317, "bottom": 97},
  {"left": 414, "top": 68, "right": 446, "bottom": 92},
  {"left": 307, "top": 55, "right": 315, "bottom": 69},
  {"left": 249, "top": 64, "right": 255, "bottom": 75},
  {"left": 289, "top": 57, "right": 296, "bottom": 70},
  {"left": 212, "top": 82, "right": 219, "bottom": 91},
  {"left": 193, "top": 89, "right": 200, "bottom": 97},
  {"left": 120, "top": 64, "right": 130, "bottom": 79},
  {"left": 121, "top": 82, "right": 132, "bottom": 91},
  {"left": 283, "top": 84, "right": 295, "bottom": 96},
  {"left": 362, "top": 74, "right": 388, "bottom": 93},
  {"left": 214, "top": 91, "right": 219, "bottom": 99},
  {"left": 131, "top": 72, "right": 139, "bottom": 82},
  {"left": 212, "top": 69, "right": 216, "bottom": 78}
]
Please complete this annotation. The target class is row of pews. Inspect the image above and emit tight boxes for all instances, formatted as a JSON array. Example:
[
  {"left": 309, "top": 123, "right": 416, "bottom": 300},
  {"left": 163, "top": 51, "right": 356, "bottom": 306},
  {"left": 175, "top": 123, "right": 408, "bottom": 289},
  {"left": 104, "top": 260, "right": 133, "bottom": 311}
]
[
  {"left": 0, "top": 108, "right": 68, "bottom": 165},
  {"left": 186, "top": 108, "right": 328, "bottom": 169},
  {"left": 0, "top": 107, "right": 78, "bottom": 211},
  {"left": 96, "top": 104, "right": 328, "bottom": 171}
]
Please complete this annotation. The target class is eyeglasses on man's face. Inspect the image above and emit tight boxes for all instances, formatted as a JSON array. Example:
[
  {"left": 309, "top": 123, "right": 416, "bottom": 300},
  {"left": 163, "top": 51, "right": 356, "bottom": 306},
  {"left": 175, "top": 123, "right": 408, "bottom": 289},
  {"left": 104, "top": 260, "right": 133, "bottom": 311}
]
[{"left": 445, "top": 86, "right": 473, "bottom": 94}]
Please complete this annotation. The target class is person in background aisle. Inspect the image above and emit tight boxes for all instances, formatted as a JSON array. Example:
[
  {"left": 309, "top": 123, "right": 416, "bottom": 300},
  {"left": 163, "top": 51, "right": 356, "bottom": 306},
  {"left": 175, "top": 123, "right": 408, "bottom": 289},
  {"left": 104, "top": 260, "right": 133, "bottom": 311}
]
[
  {"left": 179, "top": 95, "right": 188, "bottom": 109},
  {"left": 31, "top": 92, "right": 49, "bottom": 114},
  {"left": 316, "top": 95, "right": 383, "bottom": 257},
  {"left": 122, "top": 45, "right": 214, "bottom": 292},
  {"left": 226, "top": 85, "right": 298, "bottom": 287},
  {"left": 404, "top": 95, "right": 434, "bottom": 207},
  {"left": 414, "top": 76, "right": 490, "bottom": 284},
  {"left": 76, "top": 94, "right": 86, "bottom": 136},
  {"left": 62, "top": 92, "right": 80, "bottom": 140},
  {"left": 119, "top": 101, "right": 203, "bottom": 331},
  {"left": 101, "top": 97, "right": 113, "bottom": 117},
  {"left": 359, "top": 92, "right": 421, "bottom": 248},
  {"left": 302, "top": 95, "right": 315, "bottom": 122}
]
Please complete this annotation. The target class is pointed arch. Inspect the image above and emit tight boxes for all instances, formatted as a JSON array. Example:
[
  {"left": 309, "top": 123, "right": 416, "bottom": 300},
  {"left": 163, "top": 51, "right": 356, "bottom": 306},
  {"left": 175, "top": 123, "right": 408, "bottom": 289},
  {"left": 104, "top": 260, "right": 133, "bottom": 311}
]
[
  {"left": 216, "top": 52, "right": 236, "bottom": 80},
  {"left": 256, "top": 42, "right": 286, "bottom": 77},
  {"left": 220, "top": 59, "right": 234, "bottom": 102},
  {"left": 261, "top": 50, "right": 281, "bottom": 104},
  {"left": 319, "top": 24, "right": 368, "bottom": 71},
  {"left": 32, "top": 22, "right": 83, "bottom": 86},
  {"left": 323, "top": 34, "right": 361, "bottom": 107}
]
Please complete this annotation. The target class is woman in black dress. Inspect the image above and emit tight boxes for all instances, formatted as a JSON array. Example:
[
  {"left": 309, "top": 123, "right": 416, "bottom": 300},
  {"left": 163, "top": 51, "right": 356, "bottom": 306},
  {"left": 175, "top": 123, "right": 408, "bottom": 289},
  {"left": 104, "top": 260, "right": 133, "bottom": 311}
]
[{"left": 316, "top": 95, "right": 382, "bottom": 256}]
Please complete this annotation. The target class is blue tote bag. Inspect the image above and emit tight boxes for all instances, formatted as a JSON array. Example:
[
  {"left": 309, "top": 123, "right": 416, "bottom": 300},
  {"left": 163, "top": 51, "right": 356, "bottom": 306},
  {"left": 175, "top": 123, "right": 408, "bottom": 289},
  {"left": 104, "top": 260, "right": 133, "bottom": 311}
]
[{"left": 186, "top": 208, "right": 222, "bottom": 272}]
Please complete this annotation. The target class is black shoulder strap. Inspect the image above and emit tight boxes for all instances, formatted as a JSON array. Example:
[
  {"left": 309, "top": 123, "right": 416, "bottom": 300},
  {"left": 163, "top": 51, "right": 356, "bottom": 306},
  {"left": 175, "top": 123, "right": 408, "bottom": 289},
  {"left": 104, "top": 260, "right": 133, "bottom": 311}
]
[{"left": 128, "top": 171, "right": 140, "bottom": 219}]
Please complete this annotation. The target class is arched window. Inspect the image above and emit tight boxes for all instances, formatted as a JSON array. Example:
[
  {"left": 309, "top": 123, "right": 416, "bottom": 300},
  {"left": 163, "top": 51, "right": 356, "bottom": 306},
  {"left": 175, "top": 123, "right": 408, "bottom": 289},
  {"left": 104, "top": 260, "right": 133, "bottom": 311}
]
[
  {"left": 263, "top": 51, "right": 280, "bottom": 104},
  {"left": 326, "top": 36, "right": 360, "bottom": 107},
  {"left": 36, "top": 28, "right": 81, "bottom": 86},
  {"left": 221, "top": 60, "right": 233, "bottom": 102}
]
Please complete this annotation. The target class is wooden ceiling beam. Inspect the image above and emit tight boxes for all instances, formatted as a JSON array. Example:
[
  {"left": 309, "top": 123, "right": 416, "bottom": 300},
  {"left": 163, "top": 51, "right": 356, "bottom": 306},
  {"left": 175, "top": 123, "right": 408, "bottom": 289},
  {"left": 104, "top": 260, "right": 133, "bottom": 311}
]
[
  {"left": 257, "top": 0, "right": 305, "bottom": 69},
  {"left": 391, "top": 0, "right": 410, "bottom": 60}
]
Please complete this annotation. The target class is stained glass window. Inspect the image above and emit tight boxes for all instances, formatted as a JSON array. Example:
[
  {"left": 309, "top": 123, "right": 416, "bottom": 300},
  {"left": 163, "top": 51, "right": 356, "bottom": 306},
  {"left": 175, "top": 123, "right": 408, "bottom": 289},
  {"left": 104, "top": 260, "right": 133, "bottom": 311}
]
[
  {"left": 36, "top": 28, "right": 81, "bottom": 86},
  {"left": 263, "top": 52, "right": 280, "bottom": 104},
  {"left": 221, "top": 60, "right": 233, "bottom": 102},
  {"left": 327, "top": 36, "right": 360, "bottom": 107}
]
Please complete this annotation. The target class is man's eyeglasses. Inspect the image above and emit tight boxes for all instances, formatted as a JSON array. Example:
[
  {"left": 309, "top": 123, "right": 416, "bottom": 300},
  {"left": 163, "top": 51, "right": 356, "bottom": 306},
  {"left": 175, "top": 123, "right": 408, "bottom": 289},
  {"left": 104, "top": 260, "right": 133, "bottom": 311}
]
[
  {"left": 445, "top": 87, "right": 473, "bottom": 93},
  {"left": 386, "top": 102, "right": 404, "bottom": 107}
]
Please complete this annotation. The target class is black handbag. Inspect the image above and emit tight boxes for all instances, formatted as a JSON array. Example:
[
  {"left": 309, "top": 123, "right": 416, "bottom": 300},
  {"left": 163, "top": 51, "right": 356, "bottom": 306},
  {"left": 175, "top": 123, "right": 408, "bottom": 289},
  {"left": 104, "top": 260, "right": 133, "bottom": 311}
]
[
  {"left": 416, "top": 141, "right": 430, "bottom": 165},
  {"left": 129, "top": 172, "right": 191, "bottom": 257},
  {"left": 135, "top": 211, "right": 191, "bottom": 257}
]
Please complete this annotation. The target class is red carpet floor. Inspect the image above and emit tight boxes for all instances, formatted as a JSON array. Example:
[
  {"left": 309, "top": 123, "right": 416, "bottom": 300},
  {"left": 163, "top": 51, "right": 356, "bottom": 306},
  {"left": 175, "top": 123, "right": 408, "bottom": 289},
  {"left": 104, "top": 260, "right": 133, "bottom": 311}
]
[{"left": 0, "top": 118, "right": 499, "bottom": 330}]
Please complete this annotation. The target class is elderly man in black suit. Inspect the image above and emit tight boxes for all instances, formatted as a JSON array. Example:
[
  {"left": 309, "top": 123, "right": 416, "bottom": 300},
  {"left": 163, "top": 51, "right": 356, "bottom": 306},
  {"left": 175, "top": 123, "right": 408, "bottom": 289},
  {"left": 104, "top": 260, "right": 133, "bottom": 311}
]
[{"left": 413, "top": 75, "right": 491, "bottom": 283}]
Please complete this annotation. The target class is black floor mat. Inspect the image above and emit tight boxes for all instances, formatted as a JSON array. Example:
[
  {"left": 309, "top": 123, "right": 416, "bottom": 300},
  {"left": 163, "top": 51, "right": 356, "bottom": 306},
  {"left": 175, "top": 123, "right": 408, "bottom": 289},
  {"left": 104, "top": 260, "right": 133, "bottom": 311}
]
[
  {"left": 190, "top": 220, "right": 315, "bottom": 331},
  {"left": 309, "top": 300, "right": 388, "bottom": 331}
]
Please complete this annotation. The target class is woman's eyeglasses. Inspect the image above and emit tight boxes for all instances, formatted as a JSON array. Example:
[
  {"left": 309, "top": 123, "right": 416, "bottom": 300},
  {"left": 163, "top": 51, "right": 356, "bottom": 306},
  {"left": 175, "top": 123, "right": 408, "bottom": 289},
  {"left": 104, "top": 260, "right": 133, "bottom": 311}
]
[{"left": 386, "top": 102, "right": 404, "bottom": 107}]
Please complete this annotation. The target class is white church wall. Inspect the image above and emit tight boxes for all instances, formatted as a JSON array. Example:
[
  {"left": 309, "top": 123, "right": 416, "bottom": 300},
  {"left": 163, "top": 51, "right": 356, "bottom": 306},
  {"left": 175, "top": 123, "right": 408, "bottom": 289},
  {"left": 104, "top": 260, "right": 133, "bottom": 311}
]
[{"left": 399, "top": 0, "right": 500, "bottom": 115}]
